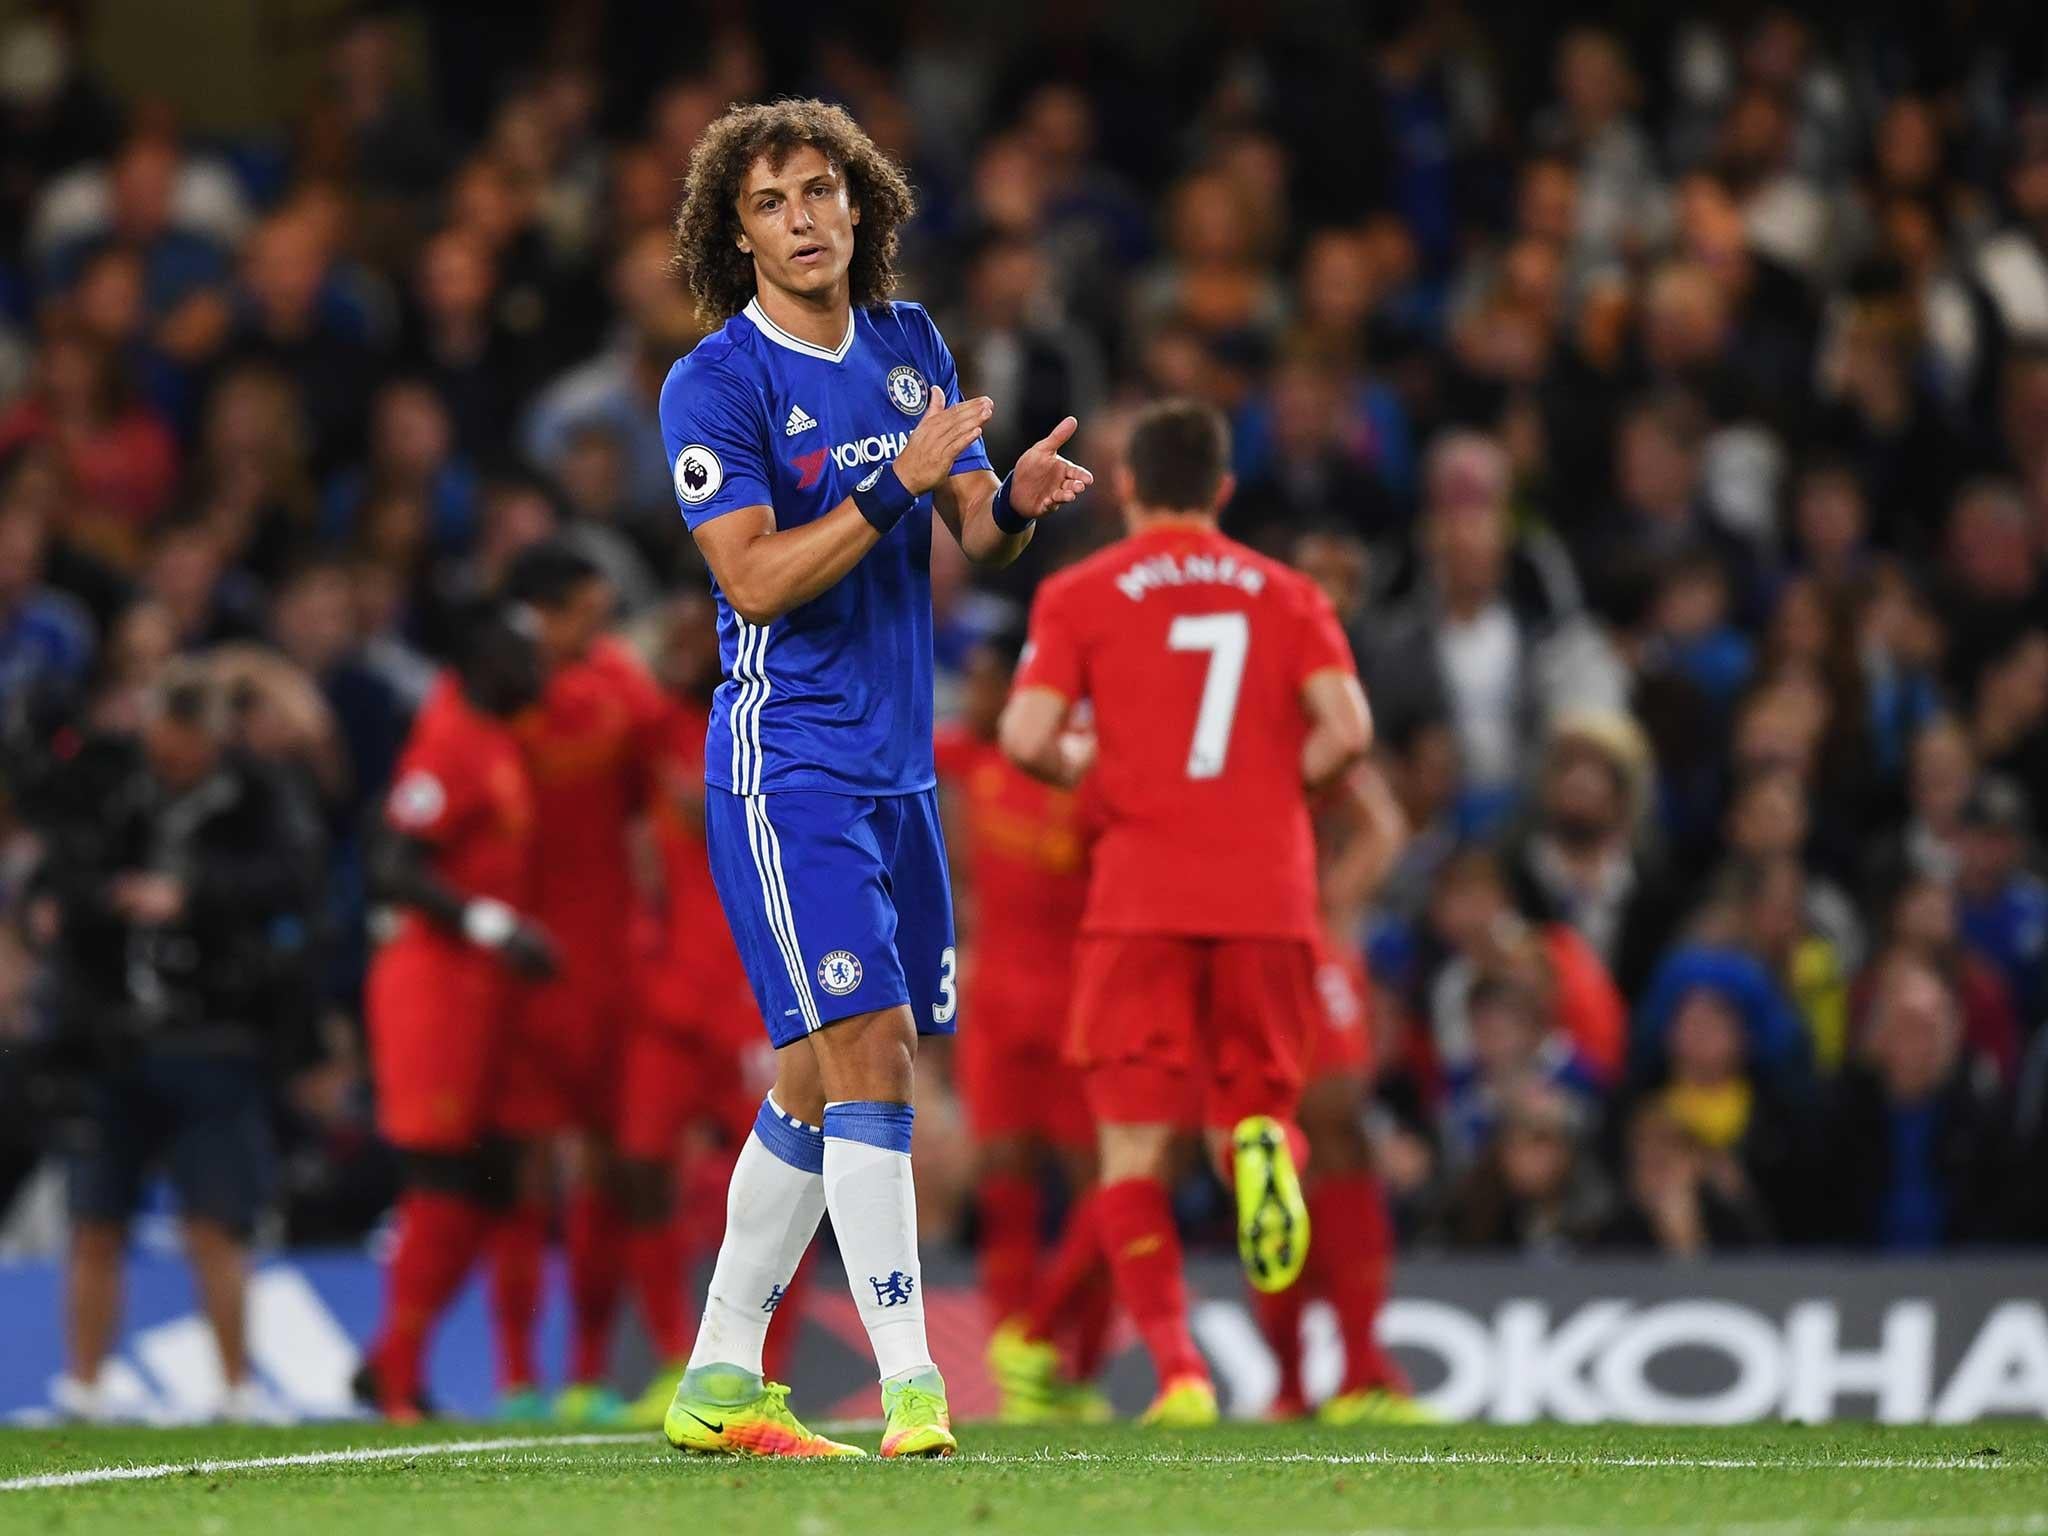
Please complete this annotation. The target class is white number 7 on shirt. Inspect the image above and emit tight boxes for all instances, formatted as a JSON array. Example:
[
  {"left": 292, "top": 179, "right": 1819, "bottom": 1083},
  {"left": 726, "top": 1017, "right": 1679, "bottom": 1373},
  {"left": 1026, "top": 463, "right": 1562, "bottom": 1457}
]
[{"left": 1167, "top": 612, "right": 1249, "bottom": 780}]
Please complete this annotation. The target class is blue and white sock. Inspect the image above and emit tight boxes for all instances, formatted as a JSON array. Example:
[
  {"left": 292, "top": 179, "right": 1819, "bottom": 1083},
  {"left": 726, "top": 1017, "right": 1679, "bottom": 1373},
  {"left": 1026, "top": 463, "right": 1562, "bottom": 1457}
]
[
  {"left": 822, "top": 1100, "right": 933, "bottom": 1384},
  {"left": 686, "top": 1095, "right": 826, "bottom": 1378}
]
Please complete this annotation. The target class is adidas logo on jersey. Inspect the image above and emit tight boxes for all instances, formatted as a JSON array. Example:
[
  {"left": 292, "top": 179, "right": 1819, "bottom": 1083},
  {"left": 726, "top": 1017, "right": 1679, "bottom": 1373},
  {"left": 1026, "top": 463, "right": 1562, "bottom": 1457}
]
[{"left": 784, "top": 404, "right": 818, "bottom": 436}]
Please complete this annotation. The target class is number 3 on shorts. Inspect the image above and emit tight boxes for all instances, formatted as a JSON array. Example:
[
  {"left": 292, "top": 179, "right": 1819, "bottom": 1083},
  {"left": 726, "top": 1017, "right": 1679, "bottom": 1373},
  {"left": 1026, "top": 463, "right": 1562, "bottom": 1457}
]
[{"left": 933, "top": 945, "right": 958, "bottom": 1025}]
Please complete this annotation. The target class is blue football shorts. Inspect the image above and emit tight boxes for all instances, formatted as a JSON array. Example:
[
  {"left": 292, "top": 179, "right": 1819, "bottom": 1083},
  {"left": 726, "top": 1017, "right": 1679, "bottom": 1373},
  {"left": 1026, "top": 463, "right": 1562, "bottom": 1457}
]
[{"left": 704, "top": 787, "right": 958, "bottom": 1049}]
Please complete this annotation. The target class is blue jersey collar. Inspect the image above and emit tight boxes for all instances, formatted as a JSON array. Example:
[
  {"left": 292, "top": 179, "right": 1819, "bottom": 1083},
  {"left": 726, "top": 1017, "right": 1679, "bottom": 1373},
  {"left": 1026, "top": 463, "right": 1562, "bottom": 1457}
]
[{"left": 745, "top": 296, "right": 856, "bottom": 364}]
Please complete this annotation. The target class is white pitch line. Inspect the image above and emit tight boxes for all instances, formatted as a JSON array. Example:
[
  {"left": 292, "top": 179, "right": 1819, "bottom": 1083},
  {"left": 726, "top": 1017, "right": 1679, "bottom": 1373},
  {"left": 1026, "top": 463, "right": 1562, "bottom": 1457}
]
[
  {"left": 0, "top": 1432, "right": 648, "bottom": 1492},
  {"left": 1, "top": 1434, "right": 2035, "bottom": 1493}
]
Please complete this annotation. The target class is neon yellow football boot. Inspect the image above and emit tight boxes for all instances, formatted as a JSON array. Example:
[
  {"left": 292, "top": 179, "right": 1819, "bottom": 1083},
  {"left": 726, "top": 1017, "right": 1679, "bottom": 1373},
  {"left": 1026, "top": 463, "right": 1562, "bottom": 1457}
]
[
  {"left": 1139, "top": 1374, "right": 1219, "bottom": 1428},
  {"left": 879, "top": 1367, "right": 957, "bottom": 1458},
  {"left": 1045, "top": 1378, "right": 1115, "bottom": 1424},
  {"left": 987, "top": 1321, "right": 1113, "bottom": 1424},
  {"left": 626, "top": 1359, "right": 688, "bottom": 1430},
  {"left": 554, "top": 1382, "right": 626, "bottom": 1426},
  {"left": 1232, "top": 1114, "right": 1309, "bottom": 1294},
  {"left": 1318, "top": 1387, "right": 1442, "bottom": 1426},
  {"left": 663, "top": 1365, "right": 865, "bottom": 1458},
  {"left": 988, "top": 1320, "right": 1057, "bottom": 1423}
]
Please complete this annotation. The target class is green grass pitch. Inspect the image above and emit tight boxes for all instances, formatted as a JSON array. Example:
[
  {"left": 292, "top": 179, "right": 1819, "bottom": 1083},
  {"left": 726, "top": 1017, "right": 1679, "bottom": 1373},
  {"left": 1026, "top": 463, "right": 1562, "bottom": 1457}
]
[{"left": 3, "top": 1421, "right": 2044, "bottom": 1534}]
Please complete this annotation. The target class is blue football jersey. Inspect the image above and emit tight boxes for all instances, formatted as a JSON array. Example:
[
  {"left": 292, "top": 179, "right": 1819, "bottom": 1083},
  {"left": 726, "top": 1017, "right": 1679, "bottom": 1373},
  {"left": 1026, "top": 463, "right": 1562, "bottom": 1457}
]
[{"left": 659, "top": 299, "right": 993, "bottom": 796}]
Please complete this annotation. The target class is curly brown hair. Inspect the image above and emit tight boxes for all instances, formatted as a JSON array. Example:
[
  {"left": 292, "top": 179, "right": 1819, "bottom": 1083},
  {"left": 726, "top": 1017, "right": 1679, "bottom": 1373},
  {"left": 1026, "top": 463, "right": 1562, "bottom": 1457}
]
[{"left": 673, "top": 99, "right": 915, "bottom": 322}]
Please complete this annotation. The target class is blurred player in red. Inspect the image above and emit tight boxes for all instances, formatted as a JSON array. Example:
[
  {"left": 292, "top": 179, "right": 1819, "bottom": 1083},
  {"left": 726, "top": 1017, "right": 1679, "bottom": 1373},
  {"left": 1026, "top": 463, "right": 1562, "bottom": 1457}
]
[
  {"left": 614, "top": 590, "right": 804, "bottom": 1427},
  {"left": 999, "top": 400, "right": 1372, "bottom": 1425},
  {"left": 934, "top": 631, "right": 1110, "bottom": 1422},
  {"left": 493, "top": 540, "right": 669, "bottom": 1422},
  {"left": 356, "top": 604, "right": 556, "bottom": 1420},
  {"left": 1253, "top": 754, "right": 1434, "bottom": 1423}
]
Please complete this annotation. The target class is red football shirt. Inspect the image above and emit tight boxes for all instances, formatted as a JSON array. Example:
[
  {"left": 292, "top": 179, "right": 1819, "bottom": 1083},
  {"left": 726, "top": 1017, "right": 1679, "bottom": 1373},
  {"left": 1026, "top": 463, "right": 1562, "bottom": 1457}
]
[
  {"left": 513, "top": 635, "right": 668, "bottom": 959},
  {"left": 934, "top": 723, "right": 1089, "bottom": 958},
  {"left": 1014, "top": 522, "right": 1356, "bottom": 940},
  {"left": 383, "top": 674, "right": 536, "bottom": 951}
]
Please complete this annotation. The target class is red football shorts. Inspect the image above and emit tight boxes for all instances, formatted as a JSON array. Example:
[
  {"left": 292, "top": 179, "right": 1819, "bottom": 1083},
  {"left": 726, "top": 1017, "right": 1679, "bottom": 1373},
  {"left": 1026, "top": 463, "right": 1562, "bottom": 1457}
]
[
  {"left": 1309, "top": 941, "right": 1373, "bottom": 1078},
  {"left": 368, "top": 940, "right": 509, "bottom": 1153},
  {"left": 500, "top": 933, "right": 633, "bottom": 1134},
  {"left": 958, "top": 960, "right": 1093, "bottom": 1146},
  {"left": 617, "top": 1027, "right": 760, "bottom": 1162},
  {"left": 1068, "top": 934, "right": 1319, "bottom": 1130}
]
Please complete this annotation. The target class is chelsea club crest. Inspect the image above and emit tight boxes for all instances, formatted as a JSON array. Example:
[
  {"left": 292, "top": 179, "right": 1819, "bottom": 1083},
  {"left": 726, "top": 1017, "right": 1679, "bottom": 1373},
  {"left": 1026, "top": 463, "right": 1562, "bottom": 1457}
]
[
  {"left": 818, "top": 950, "right": 864, "bottom": 996},
  {"left": 885, "top": 365, "right": 927, "bottom": 416}
]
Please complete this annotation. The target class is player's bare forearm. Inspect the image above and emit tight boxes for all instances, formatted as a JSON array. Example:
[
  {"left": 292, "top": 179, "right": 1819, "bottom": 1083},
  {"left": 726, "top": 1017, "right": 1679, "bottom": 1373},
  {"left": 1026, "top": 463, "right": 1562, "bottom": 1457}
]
[
  {"left": 998, "top": 687, "right": 1089, "bottom": 787},
  {"left": 1320, "top": 761, "right": 1409, "bottom": 913},
  {"left": 1350, "top": 759, "right": 1409, "bottom": 891},
  {"left": 1050, "top": 730, "right": 1097, "bottom": 788},
  {"left": 367, "top": 828, "right": 473, "bottom": 936},
  {"left": 369, "top": 827, "right": 557, "bottom": 978},
  {"left": 1300, "top": 670, "right": 1374, "bottom": 792},
  {"left": 690, "top": 501, "right": 880, "bottom": 626},
  {"left": 936, "top": 469, "right": 1034, "bottom": 567},
  {"left": 1001, "top": 732, "right": 1063, "bottom": 786},
  {"left": 1006, "top": 736, "right": 1087, "bottom": 788},
  {"left": 1302, "top": 723, "right": 1367, "bottom": 792}
]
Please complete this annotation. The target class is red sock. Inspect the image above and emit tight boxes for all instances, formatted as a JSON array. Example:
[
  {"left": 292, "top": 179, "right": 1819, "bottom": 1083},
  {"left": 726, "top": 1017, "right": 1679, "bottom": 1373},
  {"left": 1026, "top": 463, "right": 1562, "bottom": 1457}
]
[
  {"left": 1024, "top": 1187, "right": 1105, "bottom": 1345},
  {"left": 1062, "top": 1263, "right": 1116, "bottom": 1381},
  {"left": 1312, "top": 1173, "right": 1409, "bottom": 1395},
  {"left": 1097, "top": 1177, "right": 1206, "bottom": 1388},
  {"left": 490, "top": 1202, "right": 548, "bottom": 1393},
  {"left": 372, "top": 1191, "right": 492, "bottom": 1411},
  {"left": 623, "top": 1214, "right": 690, "bottom": 1364},
  {"left": 1252, "top": 1277, "right": 1309, "bottom": 1413},
  {"left": 760, "top": 1255, "right": 810, "bottom": 1383},
  {"left": 567, "top": 1188, "right": 629, "bottom": 1384},
  {"left": 976, "top": 1172, "right": 1041, "bottom": 1328}
]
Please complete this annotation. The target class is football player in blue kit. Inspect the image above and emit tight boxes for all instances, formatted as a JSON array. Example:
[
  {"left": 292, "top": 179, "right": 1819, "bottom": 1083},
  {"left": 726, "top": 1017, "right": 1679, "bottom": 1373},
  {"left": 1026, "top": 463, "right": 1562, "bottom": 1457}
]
[{"left": 656, "top": 99, "right": 1092, "bottom": 1458}]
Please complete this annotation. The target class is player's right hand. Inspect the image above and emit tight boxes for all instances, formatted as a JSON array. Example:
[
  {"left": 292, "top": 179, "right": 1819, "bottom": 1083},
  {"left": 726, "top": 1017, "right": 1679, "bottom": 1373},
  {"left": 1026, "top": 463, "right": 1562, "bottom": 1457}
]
[
  {"left": 463, "top": 897, "right": 560, "bottom": 979},
  {"left": 891, "top": 388, "right": 993, "bottom": 494},
  {"left": 500, "top": 920, "right": 559, "bottom": 982}
]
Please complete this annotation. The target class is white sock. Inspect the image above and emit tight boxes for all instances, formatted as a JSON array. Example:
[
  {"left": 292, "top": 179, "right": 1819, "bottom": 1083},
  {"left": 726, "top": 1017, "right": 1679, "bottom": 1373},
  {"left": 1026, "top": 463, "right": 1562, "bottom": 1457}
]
[
  {"left": 821, "top": 1100, "right": 933, "bottom": 1383},
  {"left": 686, "top": 1095, "right": 826, "bottom": 1378}
]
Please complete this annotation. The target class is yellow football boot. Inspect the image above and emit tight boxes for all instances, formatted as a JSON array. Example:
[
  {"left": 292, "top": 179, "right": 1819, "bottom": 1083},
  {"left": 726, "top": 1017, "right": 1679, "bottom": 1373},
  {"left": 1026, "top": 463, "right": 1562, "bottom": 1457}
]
[
  {"left": 625, "top": 1359, "right": 687, "bottom": 1431},
  {"left": 663, "top": 1366, "right": 865, "bottom": 1458},
  {"left": 1232, "top": 1115, "right": 1310, "bottom": 1293},
  {"left": 1138, "top": 1374, "right": 1220, "bottom": 1428},
  {"left": 879, "top": 1368, "right": 957, "bottom": 1458},
  {"left": 1318, "top": 1387, "right": 1442, "bottom": 1426}
]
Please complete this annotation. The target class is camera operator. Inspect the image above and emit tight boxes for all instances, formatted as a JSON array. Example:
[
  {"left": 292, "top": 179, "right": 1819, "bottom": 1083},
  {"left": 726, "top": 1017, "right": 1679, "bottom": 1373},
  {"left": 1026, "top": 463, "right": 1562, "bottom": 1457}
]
[{"left": 40, "top": 658, "right": 324, "bottom": 1423}]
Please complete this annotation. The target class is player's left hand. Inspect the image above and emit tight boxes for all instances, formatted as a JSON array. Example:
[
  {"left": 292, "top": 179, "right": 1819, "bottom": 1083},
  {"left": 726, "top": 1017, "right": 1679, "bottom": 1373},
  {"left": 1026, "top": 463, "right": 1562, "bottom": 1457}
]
[{"left": 1008, "top": 417, "right": 1093, "bottom": 518}]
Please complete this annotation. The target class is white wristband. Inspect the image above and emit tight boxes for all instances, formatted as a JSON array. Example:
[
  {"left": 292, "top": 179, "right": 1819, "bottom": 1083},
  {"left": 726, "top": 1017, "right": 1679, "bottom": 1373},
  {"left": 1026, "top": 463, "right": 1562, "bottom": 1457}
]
[{"left": 462, "top": 898, "right": 518, "bottom": 949}]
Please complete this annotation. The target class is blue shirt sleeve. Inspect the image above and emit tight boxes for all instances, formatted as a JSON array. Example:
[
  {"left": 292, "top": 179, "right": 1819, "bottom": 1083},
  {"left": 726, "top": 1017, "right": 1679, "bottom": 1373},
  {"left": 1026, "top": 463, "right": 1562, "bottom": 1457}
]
[
  {"left": 659, "top": 352, "right": 775, "bottom": 531},
  {"left": 919, "top": 310, "right": 994, "bottom": 479}
]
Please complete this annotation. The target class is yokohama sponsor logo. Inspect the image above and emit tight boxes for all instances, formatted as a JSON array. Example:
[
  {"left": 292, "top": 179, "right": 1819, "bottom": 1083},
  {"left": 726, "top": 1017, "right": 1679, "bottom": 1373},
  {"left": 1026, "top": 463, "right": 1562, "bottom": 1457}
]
[
  {"left": 829, "top": 431, "right": 911, "bottom": 471},
  {"left": 1190, "top": 1294, "right": 2048, "bottom": 1424}
]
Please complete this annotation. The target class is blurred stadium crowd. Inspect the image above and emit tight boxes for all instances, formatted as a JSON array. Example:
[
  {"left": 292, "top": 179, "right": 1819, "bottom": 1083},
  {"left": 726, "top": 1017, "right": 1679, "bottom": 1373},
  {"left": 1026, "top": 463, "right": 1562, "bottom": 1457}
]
[{"left": 1, "top": 0, "right": 2047, "bottom": 1267}]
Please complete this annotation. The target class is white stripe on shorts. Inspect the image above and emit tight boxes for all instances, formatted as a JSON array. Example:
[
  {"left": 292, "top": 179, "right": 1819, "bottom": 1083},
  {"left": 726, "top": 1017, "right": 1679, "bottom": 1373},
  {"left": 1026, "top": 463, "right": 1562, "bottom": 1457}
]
[{"left": 744, "top": 793, "right": 819, "bottom": 1032}]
